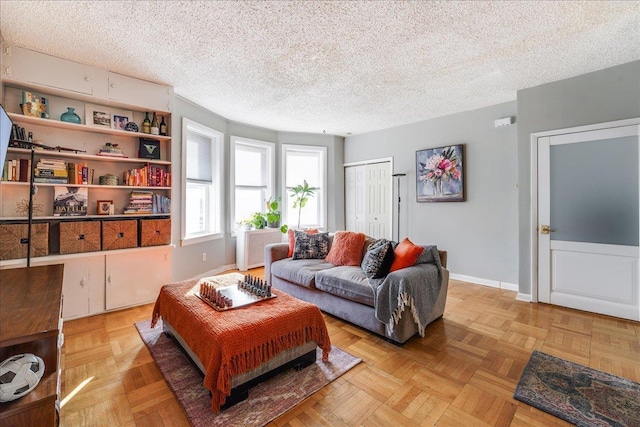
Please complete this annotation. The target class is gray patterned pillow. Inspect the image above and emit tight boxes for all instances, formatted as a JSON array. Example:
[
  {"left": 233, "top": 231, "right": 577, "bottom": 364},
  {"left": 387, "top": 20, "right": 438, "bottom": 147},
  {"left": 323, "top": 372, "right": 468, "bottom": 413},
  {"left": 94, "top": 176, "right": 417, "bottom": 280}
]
[
  {"left": 292, "top": 231, "right": 331, "bottom": 260},
  {"left": 361, "top": 239, "right": 395, "bottom": 279}
]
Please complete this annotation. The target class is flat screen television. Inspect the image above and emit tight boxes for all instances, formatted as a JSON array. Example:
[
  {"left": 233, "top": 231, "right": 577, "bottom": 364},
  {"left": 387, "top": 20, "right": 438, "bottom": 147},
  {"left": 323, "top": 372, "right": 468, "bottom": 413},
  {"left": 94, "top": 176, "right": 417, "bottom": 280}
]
[{"left": 0, "top": 104, "right": 14, "bottom": 175}]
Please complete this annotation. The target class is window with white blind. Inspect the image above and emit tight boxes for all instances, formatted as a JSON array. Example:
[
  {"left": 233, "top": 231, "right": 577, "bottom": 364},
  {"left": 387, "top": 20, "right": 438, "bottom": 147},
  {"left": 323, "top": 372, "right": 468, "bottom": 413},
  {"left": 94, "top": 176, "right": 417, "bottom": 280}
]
[
  {"left": 181, "top": 118, "right": 223, "bottom": 245},
  {"left": 282, "top": 144, "right": 327, "bottom": 229},
  {"left": 230, "top": 136, "right": 275, "bottom": 228}
]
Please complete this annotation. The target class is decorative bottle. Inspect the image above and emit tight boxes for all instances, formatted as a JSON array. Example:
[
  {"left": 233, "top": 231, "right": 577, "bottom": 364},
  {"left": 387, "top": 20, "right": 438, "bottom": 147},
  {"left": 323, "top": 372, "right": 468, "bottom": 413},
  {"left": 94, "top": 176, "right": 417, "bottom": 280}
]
[
  {"left": 142, "top": 112, "right": 151, "bottom": 134},
  {"left": 60, "top": 107, "right": 81, "bottom": 124},
  {"left": 150, "top": 112, "right": 159, "bottom": 135},
  {"left": 159, "top": 116, "right": 167, "bottom": 136}
]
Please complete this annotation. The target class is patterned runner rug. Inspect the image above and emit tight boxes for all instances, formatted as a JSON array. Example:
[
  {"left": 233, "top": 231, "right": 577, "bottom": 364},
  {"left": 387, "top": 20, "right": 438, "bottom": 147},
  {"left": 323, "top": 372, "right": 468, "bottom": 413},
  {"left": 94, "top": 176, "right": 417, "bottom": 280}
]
[
  {"left": 514, "top": 350, "right": 640, "bottom": 427},
  {"left": 136, "top": 319, "right": 361, "bottom": 427}
]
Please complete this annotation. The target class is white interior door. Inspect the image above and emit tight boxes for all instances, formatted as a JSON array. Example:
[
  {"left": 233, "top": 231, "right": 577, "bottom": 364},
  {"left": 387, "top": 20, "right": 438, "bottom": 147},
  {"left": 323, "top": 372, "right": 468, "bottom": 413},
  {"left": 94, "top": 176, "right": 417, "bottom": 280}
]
[
  {"left": 345, "top": 165, "right": 367, "bottom": 234},
  {"left": 538, "top": 124, "right": 640, "bottom": 320},
  {"left": 365, "top": 162, "right": 391, "bottom": 239}
]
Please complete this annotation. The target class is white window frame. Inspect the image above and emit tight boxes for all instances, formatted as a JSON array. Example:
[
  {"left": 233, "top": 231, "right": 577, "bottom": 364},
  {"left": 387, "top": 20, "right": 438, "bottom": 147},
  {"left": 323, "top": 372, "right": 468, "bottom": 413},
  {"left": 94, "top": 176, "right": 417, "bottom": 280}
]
[
  {"left": 230, "top": 136, "right": 276, "bottom": 231},
  {"left": 181, "top": 118, "right": 224, "bottom": 246},
  {"left": 281, "top": 144, "right": 327, "bottom": 230}
]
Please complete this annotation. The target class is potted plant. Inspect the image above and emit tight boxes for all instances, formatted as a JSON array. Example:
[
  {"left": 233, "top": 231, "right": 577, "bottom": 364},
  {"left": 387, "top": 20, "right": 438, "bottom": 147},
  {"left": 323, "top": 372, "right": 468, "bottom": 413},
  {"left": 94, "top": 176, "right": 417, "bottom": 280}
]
[
  {"left": 265, "top": 197, "right": 289, "bottom": 233},
  {"left": 265, "top": 197, "right": 281, "bottom": 228},
  {"left": 291, "top": 179, "right": 318, "bottom": 229},
  {"left": 236, "top": 218, "right": 253, "bottom": 231},
  {"left": 250, "top": 212, "right": 267, "bottom": 230}
]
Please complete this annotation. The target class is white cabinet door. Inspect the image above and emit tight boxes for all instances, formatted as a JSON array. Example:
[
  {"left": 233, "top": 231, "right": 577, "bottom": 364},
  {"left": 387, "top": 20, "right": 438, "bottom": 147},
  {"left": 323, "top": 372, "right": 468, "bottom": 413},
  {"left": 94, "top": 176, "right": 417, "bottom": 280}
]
[
  {"left": 105, "top": 247, "right": 172, "bottom": 310},
  {"left": 108, "top": 72, "right": 172, "bottom": 112},
  {"left": 32, "top": 255, "right": 105, "bottom": 320},
  {"left": 3, "top": 45, "right": 94, "bottom": 95}
]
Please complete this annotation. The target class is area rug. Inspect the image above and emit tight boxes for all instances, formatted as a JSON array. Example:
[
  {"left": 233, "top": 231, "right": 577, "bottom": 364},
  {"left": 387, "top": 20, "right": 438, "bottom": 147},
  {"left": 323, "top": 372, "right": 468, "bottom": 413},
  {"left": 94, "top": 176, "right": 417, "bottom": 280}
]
[
  {"left": 135, "top": 319, "right": 361, "bottom": 427},
  {"left": 514, "top": 350, "right": 640, "bottom": 427}
]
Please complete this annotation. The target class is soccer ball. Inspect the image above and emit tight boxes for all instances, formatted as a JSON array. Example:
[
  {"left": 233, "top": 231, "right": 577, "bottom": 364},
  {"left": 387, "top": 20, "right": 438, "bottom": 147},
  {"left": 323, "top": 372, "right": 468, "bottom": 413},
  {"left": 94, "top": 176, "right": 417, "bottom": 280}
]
[{"left": 0, "top": 353, "right": 45, "bottom": 402}]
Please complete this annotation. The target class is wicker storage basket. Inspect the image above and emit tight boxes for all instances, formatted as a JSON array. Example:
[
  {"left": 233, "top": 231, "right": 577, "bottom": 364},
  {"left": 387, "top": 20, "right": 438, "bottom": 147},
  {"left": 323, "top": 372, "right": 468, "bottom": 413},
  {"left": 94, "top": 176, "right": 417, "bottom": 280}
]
[
  {"left": 102, "top": 220, "right": 138, "bottom": 250},
  {"left": 0, "top": 223, "right": 49, "bottom": 260},
  {"left": 139, "top": 219, "right": 171, "bottom": 247},
  {"left": 59, "top": 221, "right": 101, "bottom": 255}
]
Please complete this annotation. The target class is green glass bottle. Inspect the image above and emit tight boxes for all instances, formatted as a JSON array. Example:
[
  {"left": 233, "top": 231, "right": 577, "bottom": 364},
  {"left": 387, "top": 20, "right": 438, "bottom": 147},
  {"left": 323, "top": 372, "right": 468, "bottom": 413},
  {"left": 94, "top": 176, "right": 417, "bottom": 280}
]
[
  {"left": 142, "top": 112, "right": 151, "bottom": 134},
  {"left": 159, "top": 116, "right": 168, "bottom": 136}
]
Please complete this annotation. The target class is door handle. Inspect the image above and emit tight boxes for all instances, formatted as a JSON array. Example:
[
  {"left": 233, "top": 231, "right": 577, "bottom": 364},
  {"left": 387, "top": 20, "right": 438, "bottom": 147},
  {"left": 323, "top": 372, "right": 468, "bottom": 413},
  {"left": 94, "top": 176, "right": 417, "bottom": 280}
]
[{"left": 540, "top": 225, "right": 555, "bottom": 234}]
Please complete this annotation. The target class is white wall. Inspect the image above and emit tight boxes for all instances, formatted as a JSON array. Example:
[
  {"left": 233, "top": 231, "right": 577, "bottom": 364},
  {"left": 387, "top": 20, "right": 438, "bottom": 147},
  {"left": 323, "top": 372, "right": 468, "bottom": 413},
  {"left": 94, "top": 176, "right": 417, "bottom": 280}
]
[{"left": 345, "top": 101, "right": 519, "bottom": 287}]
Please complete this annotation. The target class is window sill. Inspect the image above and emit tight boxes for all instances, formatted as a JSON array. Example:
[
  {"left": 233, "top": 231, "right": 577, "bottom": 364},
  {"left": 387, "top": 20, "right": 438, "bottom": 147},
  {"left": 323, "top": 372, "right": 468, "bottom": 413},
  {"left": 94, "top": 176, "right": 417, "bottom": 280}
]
[{"left": 181, "top": 232, "right": 224, "bottom": 247}]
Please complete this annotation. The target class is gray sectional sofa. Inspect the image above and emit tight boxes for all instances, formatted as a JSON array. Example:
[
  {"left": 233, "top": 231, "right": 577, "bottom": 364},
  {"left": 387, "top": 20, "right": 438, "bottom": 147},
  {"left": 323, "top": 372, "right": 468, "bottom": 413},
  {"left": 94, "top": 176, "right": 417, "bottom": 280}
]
[{"left": 265, "top": 240, "right": 449, "bottom": 344}]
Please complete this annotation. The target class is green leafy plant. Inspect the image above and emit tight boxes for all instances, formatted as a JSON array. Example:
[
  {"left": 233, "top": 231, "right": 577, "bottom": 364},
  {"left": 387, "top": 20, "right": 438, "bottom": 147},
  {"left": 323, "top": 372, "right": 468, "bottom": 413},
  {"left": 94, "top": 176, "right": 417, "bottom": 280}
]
[
  {"left": 290, "top": 179, "right": 318, "bottom": 229},
  {"left": 265, "top": 197, "right": 288, "bottom": 233},
  {"left": 250, "top": 212, "right": 267, "bottom": 229}
]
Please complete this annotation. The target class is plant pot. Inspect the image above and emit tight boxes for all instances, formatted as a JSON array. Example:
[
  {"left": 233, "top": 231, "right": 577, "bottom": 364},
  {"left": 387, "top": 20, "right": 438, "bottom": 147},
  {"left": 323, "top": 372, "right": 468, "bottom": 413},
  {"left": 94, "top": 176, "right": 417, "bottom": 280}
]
[{"left": 267, "top": 220, "right": 280, "bottom": 228}]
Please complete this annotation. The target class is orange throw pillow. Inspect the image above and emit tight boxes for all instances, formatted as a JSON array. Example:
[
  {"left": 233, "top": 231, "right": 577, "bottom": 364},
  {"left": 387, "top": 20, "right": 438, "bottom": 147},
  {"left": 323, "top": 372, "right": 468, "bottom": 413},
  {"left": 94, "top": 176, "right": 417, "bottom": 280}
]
[
  {"left": 325, "top": 231, "right": 366, "bottom": 266},
  {"left": 389, "top": 238, "right": 424, "bottom": 272},
  {"left": 287, "top": 228, "right": 318, "bottom": 257}
]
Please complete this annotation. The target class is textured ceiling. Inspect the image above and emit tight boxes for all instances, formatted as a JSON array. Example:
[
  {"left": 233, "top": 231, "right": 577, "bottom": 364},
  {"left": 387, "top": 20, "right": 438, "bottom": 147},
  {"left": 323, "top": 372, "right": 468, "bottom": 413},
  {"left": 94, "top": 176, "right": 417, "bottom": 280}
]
[{"left": 1, "top": 1, "right": 639, "bottom": 136}]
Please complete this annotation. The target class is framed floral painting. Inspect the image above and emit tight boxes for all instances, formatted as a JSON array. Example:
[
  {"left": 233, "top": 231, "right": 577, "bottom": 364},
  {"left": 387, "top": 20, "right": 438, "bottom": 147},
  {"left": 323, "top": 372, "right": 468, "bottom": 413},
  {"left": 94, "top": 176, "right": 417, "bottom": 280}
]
[{"left": 416, "top": 144, "right": 464, "bottom": 202}]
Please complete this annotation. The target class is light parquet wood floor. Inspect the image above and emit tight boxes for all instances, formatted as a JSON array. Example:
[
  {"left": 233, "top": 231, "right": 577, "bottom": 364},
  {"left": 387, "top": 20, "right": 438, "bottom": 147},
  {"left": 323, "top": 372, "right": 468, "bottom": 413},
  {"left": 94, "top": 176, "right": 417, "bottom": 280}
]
[{"left": 60, "top": 270, "right": 640, "bottom": 426}]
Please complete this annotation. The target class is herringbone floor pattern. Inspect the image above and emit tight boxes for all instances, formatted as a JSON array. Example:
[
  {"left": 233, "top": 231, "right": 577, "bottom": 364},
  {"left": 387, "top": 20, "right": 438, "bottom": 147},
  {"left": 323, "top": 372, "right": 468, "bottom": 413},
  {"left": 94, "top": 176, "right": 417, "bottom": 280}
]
[{"left": 60, "top": 270, "right": 640, "bottom": 426}]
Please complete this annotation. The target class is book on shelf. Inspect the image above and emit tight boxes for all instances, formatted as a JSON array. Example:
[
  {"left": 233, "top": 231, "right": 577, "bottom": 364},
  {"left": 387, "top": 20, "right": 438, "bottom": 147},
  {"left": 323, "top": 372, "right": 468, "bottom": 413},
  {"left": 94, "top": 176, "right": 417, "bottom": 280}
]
[
  {"left": 53, "top": 186, "right": 88, "bottom": 216},
  {"left": 34, "top": 177, "right": 69, "bottom": 184}
]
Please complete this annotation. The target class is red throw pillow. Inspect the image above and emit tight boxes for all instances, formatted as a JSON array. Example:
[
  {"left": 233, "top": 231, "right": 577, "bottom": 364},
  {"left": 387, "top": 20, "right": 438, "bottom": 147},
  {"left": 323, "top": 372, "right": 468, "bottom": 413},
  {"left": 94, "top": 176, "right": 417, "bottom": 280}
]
[
  {"left": 325, "top": 231, "right": 366, "bottom": 266},
  {"left": 389, "top": 238, "right": 424, "bottom": 272},
  {"left": 287, "top": 228, "right": 318, "bottom": 257}
]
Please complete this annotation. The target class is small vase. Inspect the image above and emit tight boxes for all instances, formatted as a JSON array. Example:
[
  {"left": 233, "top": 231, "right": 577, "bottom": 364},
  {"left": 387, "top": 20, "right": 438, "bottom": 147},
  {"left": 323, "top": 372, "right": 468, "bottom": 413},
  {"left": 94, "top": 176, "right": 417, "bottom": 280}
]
[{"left": 60, "top": 107, "right": 81, "bottom": 124}]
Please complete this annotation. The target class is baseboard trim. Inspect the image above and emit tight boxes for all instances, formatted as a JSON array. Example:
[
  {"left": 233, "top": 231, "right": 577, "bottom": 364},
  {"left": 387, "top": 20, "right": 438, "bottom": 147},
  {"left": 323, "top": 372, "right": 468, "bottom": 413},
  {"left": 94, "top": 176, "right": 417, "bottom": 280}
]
[
  {"left": 516, "top": 293, "right": 532, "bottom": 302},
  {"left": 449, "top": 273, "right": 519, "bottom": 292}
]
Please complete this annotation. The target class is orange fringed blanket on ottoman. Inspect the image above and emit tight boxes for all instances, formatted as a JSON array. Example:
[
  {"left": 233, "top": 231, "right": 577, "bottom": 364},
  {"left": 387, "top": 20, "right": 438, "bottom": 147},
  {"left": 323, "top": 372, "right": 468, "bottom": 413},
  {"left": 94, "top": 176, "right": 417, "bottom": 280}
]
[{"left": 151, "top": 277, "right": 331, "bottom": 412}]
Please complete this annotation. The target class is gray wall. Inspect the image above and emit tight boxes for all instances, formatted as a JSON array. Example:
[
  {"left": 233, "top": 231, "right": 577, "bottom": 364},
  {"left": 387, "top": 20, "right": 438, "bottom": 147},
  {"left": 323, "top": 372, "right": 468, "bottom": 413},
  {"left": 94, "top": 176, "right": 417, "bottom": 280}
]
[
  {"left": 346, "top": 101, "right": 519, "bottom": 286},
  {"left": 517, "top": 60, "right": 640, "bottom": 295},
  {"left": 171, "top": 96, "right": 345, "bottom": 281}
]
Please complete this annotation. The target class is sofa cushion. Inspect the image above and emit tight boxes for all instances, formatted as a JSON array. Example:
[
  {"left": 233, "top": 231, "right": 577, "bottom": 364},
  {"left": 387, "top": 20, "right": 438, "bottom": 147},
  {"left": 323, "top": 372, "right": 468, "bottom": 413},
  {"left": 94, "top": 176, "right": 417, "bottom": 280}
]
[
  {"left": 287, "top": 228, "right": 318, "bottom": 257},
  {"left": 361, "top": 239, "right": 395, "bottom": 279},
  {"left": 390, "top": 237, "right": 424, "bottom": 272},
  {"left": 293, "top": 231, "right": 330, "bottom": 260},
  {"left": 325, "top": 231, "right": 366, "bottom": 266},
  {"left": 316, "top": 266, "right": 375, "bottom": 307},
  {"left": 271, "top": 258, "right": 335, "bottom": 288}
]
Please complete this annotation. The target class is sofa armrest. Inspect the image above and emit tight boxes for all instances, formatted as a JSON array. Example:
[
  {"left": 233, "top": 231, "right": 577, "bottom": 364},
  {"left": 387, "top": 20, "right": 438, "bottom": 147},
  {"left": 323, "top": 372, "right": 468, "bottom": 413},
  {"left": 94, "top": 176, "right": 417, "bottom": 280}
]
[
  {"left": 438, "top": 250, "right": 447, "bottom": 269},
  {"left": 265, "top": 243, "right": 289, "bottom": 284}
]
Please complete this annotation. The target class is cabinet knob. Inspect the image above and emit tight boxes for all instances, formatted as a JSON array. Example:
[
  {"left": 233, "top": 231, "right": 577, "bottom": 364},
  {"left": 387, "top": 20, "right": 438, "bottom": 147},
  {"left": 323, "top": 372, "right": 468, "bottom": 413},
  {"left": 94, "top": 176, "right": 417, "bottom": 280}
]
[
  {"left": 80, "top": 278, "right": 86, "bottom": 287},
  {"left": 84, "top": 76, "right": 90, "bottom": 82},
  {"left": 110, "top": 83, "right": 116, "bottom": 88}
]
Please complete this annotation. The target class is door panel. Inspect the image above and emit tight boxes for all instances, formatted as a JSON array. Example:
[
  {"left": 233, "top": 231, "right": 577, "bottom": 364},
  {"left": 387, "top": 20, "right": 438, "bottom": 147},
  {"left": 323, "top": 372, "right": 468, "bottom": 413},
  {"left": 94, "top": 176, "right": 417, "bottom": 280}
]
[{"left": 538, "top": 123, "right": 639, "bottom": 320}]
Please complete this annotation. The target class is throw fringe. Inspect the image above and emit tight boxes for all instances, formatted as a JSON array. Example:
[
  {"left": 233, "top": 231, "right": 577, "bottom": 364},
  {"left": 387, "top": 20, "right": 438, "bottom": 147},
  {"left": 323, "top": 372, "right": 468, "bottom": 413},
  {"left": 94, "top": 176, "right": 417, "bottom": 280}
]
[
  {"left": 386, "top": 291, "right": 427, "bottom": 337},
  {"left": 212, "top": 324, "right": 330, "bottom": 412}
]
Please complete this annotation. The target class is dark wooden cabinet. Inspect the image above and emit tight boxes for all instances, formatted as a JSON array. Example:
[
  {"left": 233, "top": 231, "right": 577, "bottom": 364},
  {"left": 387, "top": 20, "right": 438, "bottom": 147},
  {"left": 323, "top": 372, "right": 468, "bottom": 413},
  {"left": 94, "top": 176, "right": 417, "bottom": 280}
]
[{"left": 0, "top": 264, "right": 63, "bottom": 427}]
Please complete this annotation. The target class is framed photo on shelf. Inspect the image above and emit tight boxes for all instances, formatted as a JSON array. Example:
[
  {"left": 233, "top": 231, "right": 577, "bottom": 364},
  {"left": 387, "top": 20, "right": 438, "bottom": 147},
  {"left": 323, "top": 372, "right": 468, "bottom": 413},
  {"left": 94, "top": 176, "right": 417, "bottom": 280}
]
[
  {"left": 112, "top": 114, "right": 129, "bottom": 131},
  {"left": 97, "top": 200, "right": 114, "bottom": 215},
  {"left": 86, "top": 104, "right": 111, "bottom": 128},
  {"left": 111, "top": 108, "right": 134, "bottom": 131}
]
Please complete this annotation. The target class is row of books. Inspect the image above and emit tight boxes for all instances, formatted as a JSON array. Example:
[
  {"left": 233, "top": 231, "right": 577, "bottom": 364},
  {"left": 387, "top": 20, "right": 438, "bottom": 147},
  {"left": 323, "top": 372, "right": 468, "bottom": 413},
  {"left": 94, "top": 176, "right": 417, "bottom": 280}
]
[
  {"left": 2, "top": 159, "right": 32, "bottom": 182},
  {"left": 123, "top": 164, "right": 171, "bottom": 187},
  {"left": 123, "top": 191, "right": 170, "bottom": 215},
  {"left": 67, "top": 162, "right": 94, "bottom": 185}
]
